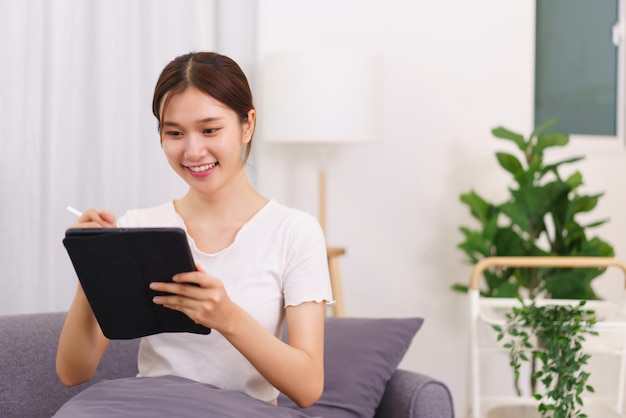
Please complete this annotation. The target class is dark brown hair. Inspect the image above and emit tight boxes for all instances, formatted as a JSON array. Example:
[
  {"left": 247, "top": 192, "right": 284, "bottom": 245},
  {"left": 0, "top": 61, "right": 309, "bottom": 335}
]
[{"left": 152, "top": 52, "right": 255, "bottom": 162}]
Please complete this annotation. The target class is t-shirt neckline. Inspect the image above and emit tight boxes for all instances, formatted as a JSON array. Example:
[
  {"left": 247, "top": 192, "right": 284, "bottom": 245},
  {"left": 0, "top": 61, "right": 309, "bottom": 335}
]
[{"left": 168, "top": 199, "right": 276, "bottom": 257}]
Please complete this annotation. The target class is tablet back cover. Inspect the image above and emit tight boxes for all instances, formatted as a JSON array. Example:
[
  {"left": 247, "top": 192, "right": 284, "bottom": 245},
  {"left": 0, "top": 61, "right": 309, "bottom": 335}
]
[{"left": 63, "top": 227, "right": 211, "bottom": 339}]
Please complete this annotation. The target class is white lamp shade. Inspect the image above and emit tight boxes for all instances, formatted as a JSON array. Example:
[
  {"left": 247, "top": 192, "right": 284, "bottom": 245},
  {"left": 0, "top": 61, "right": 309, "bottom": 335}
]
[{"left": 259, "top": 50, "right": 382, "bottom": 144}]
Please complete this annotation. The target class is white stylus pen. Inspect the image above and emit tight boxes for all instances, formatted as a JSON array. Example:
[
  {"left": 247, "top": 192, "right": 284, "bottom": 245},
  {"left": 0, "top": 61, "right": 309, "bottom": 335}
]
[{"left": 66, "top": 206, "right": 83, "bottom": 217}]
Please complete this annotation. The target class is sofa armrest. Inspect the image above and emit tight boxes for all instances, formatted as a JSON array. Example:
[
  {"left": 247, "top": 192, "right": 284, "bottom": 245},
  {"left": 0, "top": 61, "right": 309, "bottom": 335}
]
[{"left": 374, "top": 369, "right": 454, "bottom": 418}]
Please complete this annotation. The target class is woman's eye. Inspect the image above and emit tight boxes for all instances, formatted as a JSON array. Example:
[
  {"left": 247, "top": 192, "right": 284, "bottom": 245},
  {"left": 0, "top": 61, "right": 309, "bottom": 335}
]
[
  {"left": 165, "top": 131, "right": 182, "bottom": 137},
  {"left": 203, "top": 128, "right": 218, "bottom": 135}
]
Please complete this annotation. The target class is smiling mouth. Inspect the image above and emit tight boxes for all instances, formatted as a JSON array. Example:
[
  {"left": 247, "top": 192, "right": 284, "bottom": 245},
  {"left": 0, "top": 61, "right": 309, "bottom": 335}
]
[{"left": 186, "top": 162, "right": 218, "bottom": 172}]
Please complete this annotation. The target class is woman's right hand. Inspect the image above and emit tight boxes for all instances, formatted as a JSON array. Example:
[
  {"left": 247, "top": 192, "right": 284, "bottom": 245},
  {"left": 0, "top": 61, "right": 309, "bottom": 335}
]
[
  {"left": 57, "top": 209, "right": 116, "bottom": 386},
  {"left": 69, "top": 208, "right": 117, "bottom": 229}
]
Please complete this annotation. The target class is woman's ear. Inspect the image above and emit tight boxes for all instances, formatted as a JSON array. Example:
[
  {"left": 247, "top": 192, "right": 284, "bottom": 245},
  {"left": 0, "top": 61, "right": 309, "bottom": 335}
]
[{"left": 242, "top": 109, "right": 256, "bottom": 144}]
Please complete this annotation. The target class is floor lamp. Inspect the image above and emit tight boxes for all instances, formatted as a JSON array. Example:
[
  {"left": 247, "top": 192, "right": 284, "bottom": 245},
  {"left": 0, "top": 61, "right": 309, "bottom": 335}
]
[{"left": 259, "top": 50, "right": 382, "bottom": 316}]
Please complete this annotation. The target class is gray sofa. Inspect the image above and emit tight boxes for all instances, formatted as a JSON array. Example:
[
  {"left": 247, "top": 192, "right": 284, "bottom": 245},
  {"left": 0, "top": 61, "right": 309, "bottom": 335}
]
[{"left": 0, "top": 312, "right": 453, "bottom": 418}]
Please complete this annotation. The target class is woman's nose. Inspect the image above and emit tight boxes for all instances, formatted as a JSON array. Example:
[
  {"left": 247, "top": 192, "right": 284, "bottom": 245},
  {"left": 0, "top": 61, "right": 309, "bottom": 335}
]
[{"left": 185, "top": 134, "right": 206, "bottom": 159}]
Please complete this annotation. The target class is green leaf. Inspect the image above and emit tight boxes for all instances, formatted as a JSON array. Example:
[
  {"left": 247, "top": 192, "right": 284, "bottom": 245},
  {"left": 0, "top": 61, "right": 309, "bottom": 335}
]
[
  {"left": 508, "top": 183, "right": 568, "bottom": 229},
  {"left": 482, "top": 215, "right": 499, "bottom": 244},
  {"left": 515, "top": 159, "right": 542, "bottom": 186},
  {"left": 493, "top": 281, "right": 520, "bottom": 298},
  {"left": 459, "top": 190, "right": 493, "bottom": 224},
  {"left": 496, "top": 152, "right": 524, "bottom": 178},
  {"left": 450, "top": 283, "right": 469, "bottom": 293},
  {"left": 493, "top": 228, "right": 527, "bottom": 257},
  {"left": 543, "top": 181, "right": 571, "bottom": 207},
  {"left": 579, "top": 237, "right": 615, "bottom": 258},
  {"left": 499, "top": 201, "right": 532, "bottom": 234},
  {"left": 483, "top": 270, "right": 506, "bottom": 295},
  {"left": 583, "top": 219, "right": 609, "bottom": 229},
  {"left": 530, "top": 117, "right": 559, "bottom": 139},
  {"left": 492, "top": 126, "right": 526, "bottom": 151},
  {"left": 458, "top": 227, "right": 491, "bottom": 259},
  {"left": 565, "top": 171, "right": 583, "bottom": 191},
  {"left": 542, "top": 374, "right": 553, "bottom": 387},
  {"left": 540, "top": 157, "right": 585, "bottom": 178},
  {"left": 533, "top": 132, "right": 569, "bottom": 157},
  {"left": 566, "top": 194, "right": 603, "bottom": 220},
  {"left": 560, "top": 221, "right": 586, "bottom": 253}
]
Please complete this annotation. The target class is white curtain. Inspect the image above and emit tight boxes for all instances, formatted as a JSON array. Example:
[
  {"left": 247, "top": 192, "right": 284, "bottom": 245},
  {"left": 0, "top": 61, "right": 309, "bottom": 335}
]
[{"left": 0, "top": 0, "right": 218, "bottom": 315}]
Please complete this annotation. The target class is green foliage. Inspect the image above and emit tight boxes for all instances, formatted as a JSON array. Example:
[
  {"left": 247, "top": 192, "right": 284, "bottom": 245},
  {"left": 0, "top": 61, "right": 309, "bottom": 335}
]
[
  {"left": 456, "top": 119, "right": 614, "bottom": 299},
  {"left": 493, "top": 300, "right": 598, "bottom": 417}
]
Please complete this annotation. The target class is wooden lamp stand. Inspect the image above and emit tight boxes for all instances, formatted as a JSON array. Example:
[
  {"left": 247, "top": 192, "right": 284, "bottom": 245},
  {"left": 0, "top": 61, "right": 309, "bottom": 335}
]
[{"left": 318, "top": 167, "right": 346, "bottom": 317}]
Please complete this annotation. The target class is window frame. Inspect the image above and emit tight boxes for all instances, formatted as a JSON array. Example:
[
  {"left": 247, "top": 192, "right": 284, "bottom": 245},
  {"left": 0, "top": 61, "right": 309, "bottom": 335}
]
[{"left": 534, "top": 0, "right": 626, "bottom": 148}]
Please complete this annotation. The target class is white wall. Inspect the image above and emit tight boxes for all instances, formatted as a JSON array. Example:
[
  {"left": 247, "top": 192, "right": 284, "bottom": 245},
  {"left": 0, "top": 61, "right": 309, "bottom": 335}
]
[{"left": 253, "top": 0, "right": 626, "bottom": 415}]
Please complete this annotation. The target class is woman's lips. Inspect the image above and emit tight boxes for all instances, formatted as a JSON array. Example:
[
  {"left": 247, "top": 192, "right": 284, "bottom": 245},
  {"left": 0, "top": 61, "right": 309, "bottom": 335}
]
[{"left": 185, "top": 162, "right": 218, "bottom": 177}]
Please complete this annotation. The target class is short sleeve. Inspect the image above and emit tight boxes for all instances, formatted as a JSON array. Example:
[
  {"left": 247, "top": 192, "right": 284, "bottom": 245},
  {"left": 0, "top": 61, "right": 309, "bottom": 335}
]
[{"left": 282, "top": 213, "right": 334, "bottom": 308}]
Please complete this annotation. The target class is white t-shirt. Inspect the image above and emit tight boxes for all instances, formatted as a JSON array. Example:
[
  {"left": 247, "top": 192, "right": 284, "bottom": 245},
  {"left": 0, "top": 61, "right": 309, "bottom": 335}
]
[{"left": 116, "top": 200, "right": 333, "bottom": 403}]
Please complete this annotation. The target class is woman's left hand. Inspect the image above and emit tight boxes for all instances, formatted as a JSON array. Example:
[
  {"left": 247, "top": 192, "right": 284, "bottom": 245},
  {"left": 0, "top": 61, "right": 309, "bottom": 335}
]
[{"left": 149, "top": 264, "right": 237, "bottom": 331}]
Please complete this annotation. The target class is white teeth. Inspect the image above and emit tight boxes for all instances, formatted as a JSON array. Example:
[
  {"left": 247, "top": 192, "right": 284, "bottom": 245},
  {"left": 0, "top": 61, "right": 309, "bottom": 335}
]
[{"left": 189, "top": 163, "right": 216, "bottom": 172}]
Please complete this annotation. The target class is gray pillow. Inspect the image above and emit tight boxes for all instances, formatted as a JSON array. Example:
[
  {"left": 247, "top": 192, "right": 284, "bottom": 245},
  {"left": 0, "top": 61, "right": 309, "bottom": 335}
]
[
  {"left": 53, "top": 375, "right": 315, "bottom": 418},
  {"left": 278, "top": 316, "right": 424, "bottom": 418}
]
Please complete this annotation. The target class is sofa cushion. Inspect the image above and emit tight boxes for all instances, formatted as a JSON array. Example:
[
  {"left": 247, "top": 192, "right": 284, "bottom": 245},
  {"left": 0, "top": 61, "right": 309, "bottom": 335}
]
[
  {"left": 52, "top": 375, "right": 315, "bottom": 418},
  {"left": 278, "top": 317, "right": 424, "bottom": 418},
  {"left": 52, "top": 316, "right": 424, "bottom": 418}
]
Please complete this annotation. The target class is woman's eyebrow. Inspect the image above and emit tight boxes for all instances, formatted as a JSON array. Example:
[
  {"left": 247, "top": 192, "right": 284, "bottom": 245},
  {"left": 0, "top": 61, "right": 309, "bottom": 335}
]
[
  {"left": 196, "top": 116, "right": 223, "bottom": 123},
  {"left": 162, "top": 117, "right": 223, "bottom": 127}
]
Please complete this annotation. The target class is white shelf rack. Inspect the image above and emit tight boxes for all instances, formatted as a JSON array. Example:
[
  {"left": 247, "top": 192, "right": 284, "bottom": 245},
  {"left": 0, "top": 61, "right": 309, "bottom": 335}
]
[{"left": 467, "top": 257, "right": 626, "bottom": 418}]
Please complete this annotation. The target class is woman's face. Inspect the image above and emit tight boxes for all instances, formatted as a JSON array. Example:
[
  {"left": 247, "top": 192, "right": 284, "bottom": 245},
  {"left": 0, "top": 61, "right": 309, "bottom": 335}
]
[{"left": 159, "top": 87, "right": 255, "bottom": 196}]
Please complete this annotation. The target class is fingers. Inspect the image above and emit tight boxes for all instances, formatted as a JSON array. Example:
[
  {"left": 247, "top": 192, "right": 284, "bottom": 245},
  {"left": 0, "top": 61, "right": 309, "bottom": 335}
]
[
  {"left": 150, "top": 273, "right": 225, "bottom": 310},
  {"left": 150, "top": 271, "right": 212, "bottom": 296},
  {"left": 150, "top": 270, "right": 237, "bottom": 331},
  {"left": 99, "top": 210, "right": 117, "bottom": 226},
  {"left": 69, "top": 208, "right": 117, "bottom": 229},
  {"left": 151, "top": 281, "right": 200, "bottom": 299},
  {"left": 150, "top": 282, "right": 206, "bottom": 315},
  {"left": 174, "top": 269, "right": 211, "bottom": 287}
]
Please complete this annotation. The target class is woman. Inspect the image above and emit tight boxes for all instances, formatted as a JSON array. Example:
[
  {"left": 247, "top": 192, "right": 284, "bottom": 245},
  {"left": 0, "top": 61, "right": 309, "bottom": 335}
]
[{"left": 56, "top": 52, "right": 333, "bottom": 408}]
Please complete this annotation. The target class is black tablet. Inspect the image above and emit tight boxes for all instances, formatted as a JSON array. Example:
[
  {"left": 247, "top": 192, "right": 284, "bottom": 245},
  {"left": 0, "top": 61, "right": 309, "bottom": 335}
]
[{"left": 63, "top": 227, "right": 211, "bottom": 339}]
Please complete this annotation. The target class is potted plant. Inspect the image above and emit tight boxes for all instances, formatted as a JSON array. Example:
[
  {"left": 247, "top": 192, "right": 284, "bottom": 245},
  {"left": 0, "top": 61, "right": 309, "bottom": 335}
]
[
  {"left": 456, "top": 119, "right": 615, "bottom": 417},
  {"left": 493, "top": 299, "right": 598, "bottom": 417},
  {"left": 454, "top": 118, "right": 614, "bottom": 299}
]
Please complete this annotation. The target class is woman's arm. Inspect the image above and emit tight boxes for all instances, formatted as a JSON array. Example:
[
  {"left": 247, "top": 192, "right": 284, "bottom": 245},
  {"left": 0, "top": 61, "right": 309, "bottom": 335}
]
[
  {"left": 222, "top": 301, "right": 325, "bottom": 407},
  {"left": 56, "top": 284, "right": 110, "bottom": 386},
  {"left": 56, "top": 208, "right": 116, "bottom": 386},
  {"left": 150, "top": 268, "right": 326, "bottom": 408}
]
